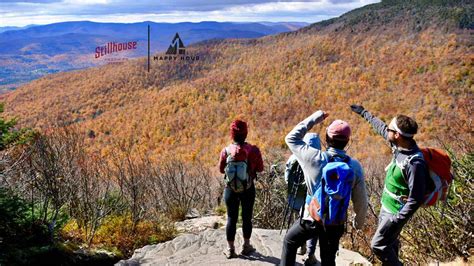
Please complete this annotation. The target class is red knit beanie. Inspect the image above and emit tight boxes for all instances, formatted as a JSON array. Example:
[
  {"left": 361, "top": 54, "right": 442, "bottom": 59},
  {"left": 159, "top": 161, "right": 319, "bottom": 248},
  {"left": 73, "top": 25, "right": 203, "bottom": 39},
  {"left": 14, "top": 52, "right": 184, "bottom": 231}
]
[{"left": 230, "top": 119, "right": 248, "bottom": 142}]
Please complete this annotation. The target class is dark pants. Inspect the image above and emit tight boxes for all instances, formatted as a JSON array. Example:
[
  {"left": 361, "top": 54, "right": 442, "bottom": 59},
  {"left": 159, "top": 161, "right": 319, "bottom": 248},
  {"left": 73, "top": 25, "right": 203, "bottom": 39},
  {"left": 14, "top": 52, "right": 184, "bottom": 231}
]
[
  {"left": 371, "top": 209, "right": 408, "bottom": 266},
  {"left": 280, "top": 220, "right": 344, "bottom": 266},
  {"left": 224, "top": 185, "right": 256, "bottom": 241},
  {"left": 289, "top": 208, "right": 318, "bottom": 255}
]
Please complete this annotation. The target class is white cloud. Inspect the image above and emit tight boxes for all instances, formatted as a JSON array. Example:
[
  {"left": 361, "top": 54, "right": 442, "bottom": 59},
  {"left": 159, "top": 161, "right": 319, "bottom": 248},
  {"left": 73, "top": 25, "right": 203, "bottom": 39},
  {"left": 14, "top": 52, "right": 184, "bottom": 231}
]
[
  {"left": 62, "top": 0, "right": 111, "bottom": 4},
  {"left": 0, "top": 0, "right": 381, "bottom": 27},
  {"left": 224, "top": 0, "right": 377, "bottom": 14}
]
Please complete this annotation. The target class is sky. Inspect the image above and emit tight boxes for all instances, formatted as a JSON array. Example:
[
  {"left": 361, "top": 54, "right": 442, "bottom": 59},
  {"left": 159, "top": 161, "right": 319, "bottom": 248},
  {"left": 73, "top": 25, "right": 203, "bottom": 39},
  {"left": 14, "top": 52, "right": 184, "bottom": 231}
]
[{"left": 0, "top": 0, "right": 380, "bottom": 27}]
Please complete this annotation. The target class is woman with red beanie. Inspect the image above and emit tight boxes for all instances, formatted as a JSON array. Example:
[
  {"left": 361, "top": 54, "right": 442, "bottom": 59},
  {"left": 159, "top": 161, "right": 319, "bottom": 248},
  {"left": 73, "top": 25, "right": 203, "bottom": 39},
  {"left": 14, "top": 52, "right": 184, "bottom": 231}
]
[{"left": 218, "top": 119, "right": 264, "bottom": 259}]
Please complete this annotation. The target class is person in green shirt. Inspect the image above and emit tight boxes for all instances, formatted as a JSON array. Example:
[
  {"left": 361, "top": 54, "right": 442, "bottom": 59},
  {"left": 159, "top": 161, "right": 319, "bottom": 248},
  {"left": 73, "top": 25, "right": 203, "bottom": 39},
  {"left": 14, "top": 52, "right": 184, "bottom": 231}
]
[{"left": 351, "top": 105, "right": 430, "bottom": 266}]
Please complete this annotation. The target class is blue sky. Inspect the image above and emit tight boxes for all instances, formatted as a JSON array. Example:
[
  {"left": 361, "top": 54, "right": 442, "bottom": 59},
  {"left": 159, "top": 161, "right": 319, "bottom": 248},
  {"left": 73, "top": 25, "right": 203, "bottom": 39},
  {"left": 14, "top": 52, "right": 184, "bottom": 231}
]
[{"left": 0, "top": 0, "right": 380, "bottom": 27}]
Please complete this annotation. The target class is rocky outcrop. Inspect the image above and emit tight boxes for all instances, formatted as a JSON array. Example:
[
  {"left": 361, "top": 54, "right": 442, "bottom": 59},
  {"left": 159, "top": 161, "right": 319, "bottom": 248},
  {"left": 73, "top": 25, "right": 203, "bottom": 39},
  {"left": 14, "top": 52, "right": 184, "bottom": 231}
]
[
  {"left": 174, "top": 215, "right": 225, "bottom": 234},
  {"left": 117, "top": 216, "right": 371, "bottom": 266}
]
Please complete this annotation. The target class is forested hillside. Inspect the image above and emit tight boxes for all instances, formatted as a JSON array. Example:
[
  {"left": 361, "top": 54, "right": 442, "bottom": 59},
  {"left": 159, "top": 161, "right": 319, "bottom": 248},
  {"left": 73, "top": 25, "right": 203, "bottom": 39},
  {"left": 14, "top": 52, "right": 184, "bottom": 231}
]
[{"left": 3, "top": 0, "right": 471, "bottom": 172}]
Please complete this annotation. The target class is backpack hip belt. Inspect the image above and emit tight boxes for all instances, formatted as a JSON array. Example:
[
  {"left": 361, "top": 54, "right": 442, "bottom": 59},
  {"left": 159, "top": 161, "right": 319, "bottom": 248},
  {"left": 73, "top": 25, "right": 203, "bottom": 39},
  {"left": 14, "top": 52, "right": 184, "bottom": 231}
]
[{"left": 383, "top": 185, "right": 407, "bottom": 204}]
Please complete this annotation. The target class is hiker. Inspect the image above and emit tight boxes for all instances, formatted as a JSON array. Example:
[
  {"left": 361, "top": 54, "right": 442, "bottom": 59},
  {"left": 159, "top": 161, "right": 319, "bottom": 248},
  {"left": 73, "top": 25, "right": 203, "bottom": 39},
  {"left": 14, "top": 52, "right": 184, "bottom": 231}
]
[
  {"left": 281, "top": 110, "right": 368, "bottom": 266},
  {"left": 218, "top": 119, "right": 264, "bottom": 259},
  {"left": 350, "top": 104, "right": 430, "bottom": 265},
  {"left": 283, "top": 133, "right": 320, "bottom": 264}
]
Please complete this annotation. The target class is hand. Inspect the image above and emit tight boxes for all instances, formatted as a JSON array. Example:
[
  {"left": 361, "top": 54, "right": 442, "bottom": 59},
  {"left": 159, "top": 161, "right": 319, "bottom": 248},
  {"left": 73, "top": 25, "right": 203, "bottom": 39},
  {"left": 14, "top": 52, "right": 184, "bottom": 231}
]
[
  {"left": 322, "top": 112, "right": 329, "bottom": 120},
  {"left": 350, "top": 104, "right": 365, "bottom": 115}
]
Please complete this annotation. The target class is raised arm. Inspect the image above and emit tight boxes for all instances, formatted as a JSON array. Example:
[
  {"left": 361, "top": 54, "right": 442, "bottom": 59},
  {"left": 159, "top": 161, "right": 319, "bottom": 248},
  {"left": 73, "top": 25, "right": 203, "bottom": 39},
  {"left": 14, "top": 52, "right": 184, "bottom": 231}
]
[
  {"left": 285, "top": 110, "right": 328, "bottom": 165},
  {"left": 350, "top": 105, "right": 388, "bottom": 141},
  {"left": 285, "top": 111, "right": 329, "bottom": 196}
]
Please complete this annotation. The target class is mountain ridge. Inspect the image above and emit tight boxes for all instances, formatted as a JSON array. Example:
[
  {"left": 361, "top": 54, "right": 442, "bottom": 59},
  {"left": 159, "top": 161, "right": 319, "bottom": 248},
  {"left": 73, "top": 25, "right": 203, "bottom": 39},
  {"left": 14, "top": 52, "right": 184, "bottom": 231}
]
[
  {"left": 0, "top": 21, "right": 308, "bottom": 90},
  {"left": 294, "top": 0, "right": 473, "bottom": 34}
]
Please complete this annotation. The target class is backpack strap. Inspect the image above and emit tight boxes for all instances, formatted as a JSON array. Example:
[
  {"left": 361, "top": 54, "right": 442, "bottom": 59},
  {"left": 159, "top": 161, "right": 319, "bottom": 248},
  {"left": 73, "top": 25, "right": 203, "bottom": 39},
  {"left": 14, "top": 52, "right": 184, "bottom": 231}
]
[
  {"left": 225, "top": 146, "right": 233, "bottom": 164},
  {"left": 322, "top": 151, "right": 332, "bottom": 163},
  {"left": 225, "top": 144, "right": 251, "bottom": 190},
  {"left": 383, "top": 185, "right": 408, "bottom": 204},
  {"left": 396, "top": 151, "right": 424, "bottom": 181},
  {"left": 225, "top": 144, "right": 249, "bottom": 164},
  {"left": 325, "top": 151, "right": 351, "bottom": 164}
]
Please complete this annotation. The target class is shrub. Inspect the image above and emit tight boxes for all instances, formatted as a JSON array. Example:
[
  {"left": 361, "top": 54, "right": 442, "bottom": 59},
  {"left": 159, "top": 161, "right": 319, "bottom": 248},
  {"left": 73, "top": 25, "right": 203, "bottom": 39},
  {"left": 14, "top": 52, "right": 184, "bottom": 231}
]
[
  {"left": 0, "top": 188, "right": 52, "bottom": 265},
  {"left": 214, "top": 203, "right": 227, "bottom": 216},
  {"left": 252, "top": 161, "right": 288, "bottom": 229},
  {"left": 93, "top": 214, "right": 177, "bottom": 257},
  {"left": 146, "top": 159, "right": 217, "bottom": 221}
]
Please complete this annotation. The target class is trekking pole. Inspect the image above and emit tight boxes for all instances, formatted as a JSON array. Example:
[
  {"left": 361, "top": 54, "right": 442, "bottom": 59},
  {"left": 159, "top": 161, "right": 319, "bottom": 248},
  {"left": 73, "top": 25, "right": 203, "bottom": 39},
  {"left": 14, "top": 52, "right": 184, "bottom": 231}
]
[
  {"left": 279, "top": 204, "right": 290, "bottom": 234},
  {"left": 286, "top": 192, "right": 296, "bottom": 231},
  {"left": 280, "top": 180, "right": 297, "bottom": 234},
  {"left": 286, "top": 167, "right": 304, "bottom": 230}
]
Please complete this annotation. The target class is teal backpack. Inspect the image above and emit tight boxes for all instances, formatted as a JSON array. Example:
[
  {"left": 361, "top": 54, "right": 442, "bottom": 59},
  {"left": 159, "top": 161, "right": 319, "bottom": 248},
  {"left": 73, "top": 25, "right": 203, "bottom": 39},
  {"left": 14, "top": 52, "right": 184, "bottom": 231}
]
[
  {"left": 306, "top": 154, "right": 354, "bottom": 226},
  {"left": 224, "top": 145, "right": 250, "bottom": 193}
]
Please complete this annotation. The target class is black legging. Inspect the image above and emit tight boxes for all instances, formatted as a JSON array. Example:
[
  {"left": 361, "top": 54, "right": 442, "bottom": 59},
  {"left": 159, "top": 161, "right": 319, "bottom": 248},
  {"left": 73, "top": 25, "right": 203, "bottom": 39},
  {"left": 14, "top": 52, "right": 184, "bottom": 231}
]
[{"left": 224, "top": 185, "right": 256, "bottom": 241}]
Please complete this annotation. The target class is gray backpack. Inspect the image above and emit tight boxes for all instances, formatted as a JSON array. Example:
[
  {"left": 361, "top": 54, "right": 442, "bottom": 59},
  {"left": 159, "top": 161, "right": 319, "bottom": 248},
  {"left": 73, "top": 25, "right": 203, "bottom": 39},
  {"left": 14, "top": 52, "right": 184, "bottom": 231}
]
[{"left": 224, "top": 145, "right": 250, "bottom": 193}]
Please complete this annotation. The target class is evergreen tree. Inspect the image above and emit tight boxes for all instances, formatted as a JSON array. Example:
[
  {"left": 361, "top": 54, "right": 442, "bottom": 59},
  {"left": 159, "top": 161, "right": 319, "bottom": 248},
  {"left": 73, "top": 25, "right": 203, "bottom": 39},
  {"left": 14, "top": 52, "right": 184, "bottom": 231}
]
[{"left": 0, "top": 103, "right": 33, "bottom": 150}]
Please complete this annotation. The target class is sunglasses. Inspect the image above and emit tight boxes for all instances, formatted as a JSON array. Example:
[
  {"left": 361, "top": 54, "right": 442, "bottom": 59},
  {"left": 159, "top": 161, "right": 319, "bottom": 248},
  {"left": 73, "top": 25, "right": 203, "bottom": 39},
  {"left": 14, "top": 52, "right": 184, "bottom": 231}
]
[{"left": 387, "top": 129, "right": 397, "bottom": 133}]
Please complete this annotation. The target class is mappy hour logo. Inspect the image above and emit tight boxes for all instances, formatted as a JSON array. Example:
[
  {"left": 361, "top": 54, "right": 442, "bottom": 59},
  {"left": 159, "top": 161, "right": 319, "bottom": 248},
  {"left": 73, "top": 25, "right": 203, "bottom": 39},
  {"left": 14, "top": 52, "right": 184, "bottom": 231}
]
[{"left": 154, "top": 33, "right": 200, "bottom": 61}]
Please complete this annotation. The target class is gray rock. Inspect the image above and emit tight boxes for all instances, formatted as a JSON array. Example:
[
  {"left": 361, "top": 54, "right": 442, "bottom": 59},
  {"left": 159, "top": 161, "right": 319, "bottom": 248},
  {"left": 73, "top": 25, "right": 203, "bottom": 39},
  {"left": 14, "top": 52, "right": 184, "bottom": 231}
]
[
  {"left": 185, "top": 208, "right": 201, "bottom": 219},
  {"left": 175, "top": 215, "right": 226, "bottom": 234},
  {"left": 116, "top": 227, "right": 371, "bottom": 265}
]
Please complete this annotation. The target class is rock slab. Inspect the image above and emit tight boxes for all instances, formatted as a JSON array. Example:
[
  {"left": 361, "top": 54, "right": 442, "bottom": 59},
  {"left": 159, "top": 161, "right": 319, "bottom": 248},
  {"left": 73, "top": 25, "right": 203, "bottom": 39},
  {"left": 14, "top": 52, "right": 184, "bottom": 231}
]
[{"left": 117, "top": 226, "right": 371, "bottom": 265}]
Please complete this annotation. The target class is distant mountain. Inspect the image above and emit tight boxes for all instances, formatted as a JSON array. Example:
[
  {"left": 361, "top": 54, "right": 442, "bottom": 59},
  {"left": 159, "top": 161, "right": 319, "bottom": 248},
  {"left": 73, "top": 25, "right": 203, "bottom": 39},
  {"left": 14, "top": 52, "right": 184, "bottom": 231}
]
[
  {"left": 0, "top": 25, "right": 36, "bottom": 33},
  {"left": 0, "top": 21, "right": 308, "bottom": 91},
  {"left": 0, "top": 26, "right": 22, "bottom": 33}
]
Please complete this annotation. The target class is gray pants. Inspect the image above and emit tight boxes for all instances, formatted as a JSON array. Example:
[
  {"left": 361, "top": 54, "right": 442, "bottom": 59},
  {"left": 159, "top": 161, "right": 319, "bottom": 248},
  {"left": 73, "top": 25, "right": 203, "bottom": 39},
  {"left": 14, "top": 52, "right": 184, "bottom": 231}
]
[{"left": 371, "top": 208, "right": 408, "bottom": 266}]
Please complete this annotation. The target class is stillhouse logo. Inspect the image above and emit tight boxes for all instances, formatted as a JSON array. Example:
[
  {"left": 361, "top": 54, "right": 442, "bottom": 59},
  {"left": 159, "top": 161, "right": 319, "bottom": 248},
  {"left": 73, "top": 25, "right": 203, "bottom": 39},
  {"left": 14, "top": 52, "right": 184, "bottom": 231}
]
[
  {"left": 154, "top": 33, "right": 200, "bottom": 61},
  {"left": 95, "top": 41, "right": 137, "bottom": 59},
  {"left": 95, "top": 40, "right": 138, "bottom": 65}
]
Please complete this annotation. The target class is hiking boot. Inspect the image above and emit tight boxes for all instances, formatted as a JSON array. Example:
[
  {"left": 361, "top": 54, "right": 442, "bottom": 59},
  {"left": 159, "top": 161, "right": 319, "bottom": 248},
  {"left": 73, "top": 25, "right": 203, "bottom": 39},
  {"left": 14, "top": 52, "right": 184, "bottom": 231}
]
[
  {"left": 298, "top": 242, "right": 307, "bottom": 255},
  {"left": 240, "top": 244, "right": 256, "bottom": 256},
  {"left": 224, "top": 248, "right": 238, "bottom": 259},
  {"left": 304, "top": 254, "right": 318, "bottom": 265}
]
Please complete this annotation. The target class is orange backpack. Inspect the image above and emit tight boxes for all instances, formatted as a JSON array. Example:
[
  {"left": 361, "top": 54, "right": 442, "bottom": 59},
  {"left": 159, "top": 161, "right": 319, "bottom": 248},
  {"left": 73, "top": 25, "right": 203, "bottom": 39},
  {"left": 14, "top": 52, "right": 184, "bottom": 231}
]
[{"left": 420, "top": 148, "right": 454, "bottom": 206}]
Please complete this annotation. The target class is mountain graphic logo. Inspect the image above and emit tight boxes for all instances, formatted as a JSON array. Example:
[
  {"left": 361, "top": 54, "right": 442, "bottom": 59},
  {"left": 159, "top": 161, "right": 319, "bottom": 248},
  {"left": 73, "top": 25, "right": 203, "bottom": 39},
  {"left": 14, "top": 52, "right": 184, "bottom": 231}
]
[
  {"left": 166, "top": 33, "right": 186, "bottom": 55},
  {"left": 153, "top": 31, "right": 199, "bottom": 62}
]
